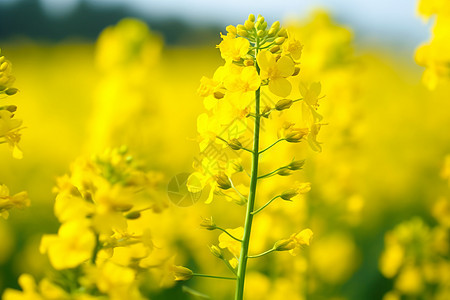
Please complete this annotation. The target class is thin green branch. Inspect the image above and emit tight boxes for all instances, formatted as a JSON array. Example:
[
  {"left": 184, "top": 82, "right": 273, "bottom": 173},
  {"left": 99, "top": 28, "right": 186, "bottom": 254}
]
[
  {"left": 193, "top": 273, "right": 236, "bottom": 280},
  {"left": 257, "top": 166, "right": 286, "bottom": 180},
  {"left": 259, "top": 138, "right": 286, "bottom": 155},
  {"left": 216, "top": 227, "right": 243, "bottom": 243},
  {"left": 247, "top": 248, "right": 276, "bottom": 259},
  {"left": 251, "top": 195, "right": 281, "bottom": 215}
]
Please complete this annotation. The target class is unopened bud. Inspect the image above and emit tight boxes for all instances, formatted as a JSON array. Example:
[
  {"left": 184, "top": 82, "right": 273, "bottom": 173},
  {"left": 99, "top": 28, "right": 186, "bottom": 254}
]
[
  {"left": 228, "top": 139, "right": 242, "bottom": 150},
  {"left": 288, "top": 160, "right": 305, "bottom": 170},
  {"left": 275, "top": 99, "right": 293, "bottom": 111},
  {"left": 292, "top": 66, "right": 300, "bottom": 76},
  {"left": 232, "top": 161, "right": 244, "bottom": 173},
  {"left": 257, "top": 30, "right": 265, "bottom": 37},
  {"left": 248, "top": 14, "right": 256, "bottom": 22},
  {"left": 280, "top": 189, "right": 298, "bottom": 200},
  {"left": 244, "top": 59, "right": 254, "bottom": 67},
  {"left": 261, "top": 106, "right": 271, "bottom": 118},
  {"left": 261, "top": 22, "right": 268, "bottom": 30},
  {"left": 277, "top": 27, "right": 287, "bottom": 37},
  {"left": 5, "top": 88, "right": 18, "bottom": 96},
  {"left": 271, "top": 21, "right": 280, "bottom": 31},
  {"left": 216, "top": 172, "right": 232, "bottom": 190},
  {"left": 257, "top": 15, "right": 265, "bottom": 23},
  {"left": 270, "top": 45, "right": 280, "bottom": 53},
  {"left": 277, "top": 169, "right": 292, "bottom": 176},
  {"left": 285, "top": 130, "right": 308, "bottom": 143},
  {"left": 0, "top": 62, "right": 8, "bottom": 72},
  {"left": 226, "top": 25, "right": 237, "bottom": 35},
  {"left": 237, "top": 29, "right": 248, "bottom": 37},
  {"left": 173, "top": 266, "right": 194, "bottom": 281},
  {"left": 274, "top": 238, "right": 296, "bottom": 251},
  {"left": 0, "top": 105, "right": 17, "bottom": 112},
  {"left": 209, "top": 245, "right": 224, "bottom": 258},
  {"left": 268, "top": 27, "right": 278, "bottom": 37},
  {"left": 125, "top": 211, "right": 141, "bottom": 219},
  {"left": 244, "top": 20, "right": 254, "bottom": 31},
  {"left": 200, "top": 217, "right": 216, "bottom": 230},
  {"left": 214, "top": 91, "right": 225, "bottom": 99},
  {"left": 275, "top": 37, "right": 286, "bottom": 45}
]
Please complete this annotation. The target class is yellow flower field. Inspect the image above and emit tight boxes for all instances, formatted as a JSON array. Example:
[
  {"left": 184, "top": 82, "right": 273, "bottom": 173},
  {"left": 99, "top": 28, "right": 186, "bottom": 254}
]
[{"left": 0, "top": 2, "right": 449, "bottom": 300}]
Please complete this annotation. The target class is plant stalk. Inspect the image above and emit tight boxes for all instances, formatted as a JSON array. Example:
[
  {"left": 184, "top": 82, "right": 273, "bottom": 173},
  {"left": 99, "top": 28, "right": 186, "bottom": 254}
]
[{"left": 234, "top": 49, "right": 261, "bottom": 300}]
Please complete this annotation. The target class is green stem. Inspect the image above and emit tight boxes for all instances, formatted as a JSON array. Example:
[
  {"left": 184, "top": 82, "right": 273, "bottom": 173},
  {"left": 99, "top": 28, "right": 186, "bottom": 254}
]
[
  {"left": 91, "top": 234, "right": 100, "bottom": 264},
  {"left": 259, "top": 138, "right": 286, "bottom": 155},
  {"left": 235, "top": 39, "right": 261, "bottom": 300},
  {"left": 247, "top": 248, "right": 276, "bottom": 259},
  {"left": 251, "top": 195, "right": 281, "bottom": 215},
  {"left": 193, "top": 273, "right": 236, "bottom": 280},
  {"left": 257, "top": 166, "right": 286, "bottom": 180},
  {"left": 223, "top": 258, "right": 238, "bottom": 275},
  {"left": 216, "top": 227, "right": 243, "bottom": 243}
]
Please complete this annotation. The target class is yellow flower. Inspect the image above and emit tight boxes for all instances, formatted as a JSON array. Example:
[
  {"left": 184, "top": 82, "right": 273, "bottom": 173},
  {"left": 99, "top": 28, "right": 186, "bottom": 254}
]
[
  {"left": 282, "top": 33, "right": 303, "bottom": 61},
  {"left": 217, "top": 35, "right": 250, "bottom": 62},
  {"left": 0, "top": 110, "right": 23, "bottom": 159},
  {"left": 224, "top": 66, "right": 261, "bottom": 93},
  {"left": 218, "top": 226, "right": 244, "bottom": 257},
  {"left": 0, "top": 184, "right": 30, "bottom": 219},
  {"left": 40, "top": 220, "right": 96, "bottom": 270},
  {"left": 257, "top": 50, "right": 295, "bottom": 97}
]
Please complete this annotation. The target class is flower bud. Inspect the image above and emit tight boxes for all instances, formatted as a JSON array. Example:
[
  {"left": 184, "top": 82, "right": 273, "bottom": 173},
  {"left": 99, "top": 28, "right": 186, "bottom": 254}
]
[
  {"left": 275, "top": 99, "right": 293, "bottom": 111},
  {"left": 215, "top": 172, "right": 232, "bottom": 190},
  {"left": 268, "top": 27, "right": 278, "bottom": 37},
  {"left": 200, "top": 217, "right": 216, "bottom": 230},
  {"left": 0, "top": 105, "right": 17, "bottom": 112},
  {"left": 125, "top": 211, "right": 141, "bottom": 219},
  {"left": 228, "top": 138, "right": 242, "bottom": 150},
  {"left": 274, "top": 238, "right": 296, "bottom": 251},
  {"left": 261, "top": 21, "right": 268, "bottom": 30},
  {"left": 271, "top": 21, "right": 280, "bottom": 31},
  {"left": 244, "top": 20, "right": 254, "bottom": 31},
  {"left": 277, "top": 27, "right": 287, "bottom": 37},
  {"left": 285, "top": 129, "right": 308, "bottom": 143},
  {"left": 261, "top": 106, "right": 271, "bottom": 118},
  {"left": 277, "top": 169, "right": 292, "bottom": 176},
  {"left": 244, "top": 59, "right": 254, "bottom": 67},
  {"left": 209, "top": 245, "right": 224, "bottom": 258},
  {"left": 275, "top": 37, "right": 286, "bottom": 45},
  {"left": 214, "top": 91, "right": 225, "bottom": 99},
  {"left": 248, "top": 14, "right": 256, "bottom": 22},
  {"left": 172, "top": 266, "right": 194, "bottom": 281},
  {"left": 257, "top": 15, "right": 265, "bottom": 23},
  {"left": 0, "top": 61, "right": 8, "bottom": 72},
  {"left": 280, "top": 189, "right": 298, "bottom": 200},
  {"left": 232, "top": 161, "right": 244, "bottom": 173},
  {"left": 237, "top": 29, "right": 248, "bottom": 37},
  {"left": 257, "top": 30, "right": 265, "bottom": 37},
  {"left": 5, "top": 88, "right": 18, "bottom": 96},
  {"left": 270, "top": 45, "right": 280, "bottom": 53},
  {"left": 288, "top": 160, "right": 305, "bottom": 170},
  {"left": 226, "top": 25, "right": 237, "bottom": 35}
]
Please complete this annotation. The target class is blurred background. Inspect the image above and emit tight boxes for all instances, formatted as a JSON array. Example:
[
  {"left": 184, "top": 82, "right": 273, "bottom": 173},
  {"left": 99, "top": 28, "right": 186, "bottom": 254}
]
[{"left": 0, "top": 0, "right": 449, "bottom": 299}]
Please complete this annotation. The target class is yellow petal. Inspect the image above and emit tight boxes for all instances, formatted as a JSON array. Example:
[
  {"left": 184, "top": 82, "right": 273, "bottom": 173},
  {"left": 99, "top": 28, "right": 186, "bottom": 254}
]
[{"left": 269, "top": 78, "right": 292, "bottom": 97}]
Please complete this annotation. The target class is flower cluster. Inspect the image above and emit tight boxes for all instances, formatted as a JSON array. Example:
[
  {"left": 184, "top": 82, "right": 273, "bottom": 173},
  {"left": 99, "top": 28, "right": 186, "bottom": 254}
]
[
  {"left": 0, "top": 48, "right": 23, "bottom": 159},
  {"left": 182, "top": 14, "right": 319, "bottom": 299},
  {"left": 4, "top": 147, "right": 169, "bottom": 300},
  {"left": 416, "top": 0, "right": 450, "bottom": 89},
  {"left": 379, "top": 156, "right": 450, "bottom": 300}
]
